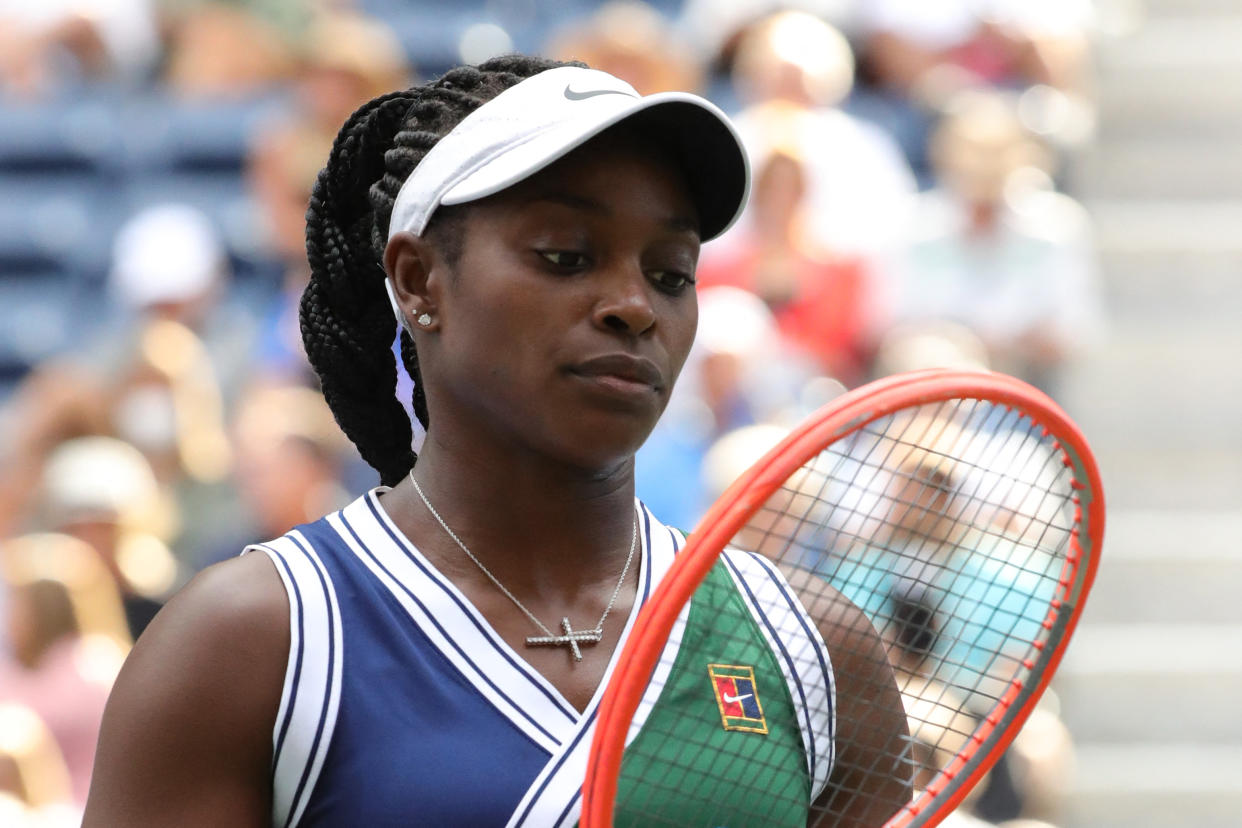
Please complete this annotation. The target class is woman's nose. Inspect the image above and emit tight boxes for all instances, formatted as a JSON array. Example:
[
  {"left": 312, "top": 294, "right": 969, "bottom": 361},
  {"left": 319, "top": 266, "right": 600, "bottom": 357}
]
[{"left": 593, "top": 266, "right": 656, "bottom": 336}]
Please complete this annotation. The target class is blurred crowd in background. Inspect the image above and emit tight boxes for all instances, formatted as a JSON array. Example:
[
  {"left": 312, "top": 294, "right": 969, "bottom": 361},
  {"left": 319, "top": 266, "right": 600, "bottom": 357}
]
[{"left": 0, "top": 0, "right": 1107, "bottom": 824}]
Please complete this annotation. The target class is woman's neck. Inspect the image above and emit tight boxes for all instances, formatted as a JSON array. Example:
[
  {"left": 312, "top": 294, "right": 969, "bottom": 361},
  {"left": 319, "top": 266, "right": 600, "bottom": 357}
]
[{"left": 392, "top": 436, "right": 639, "bottom": 598}]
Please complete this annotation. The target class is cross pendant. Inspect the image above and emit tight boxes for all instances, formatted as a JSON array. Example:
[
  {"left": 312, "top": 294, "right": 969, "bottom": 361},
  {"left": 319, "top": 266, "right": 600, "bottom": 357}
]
[{"left": 526, "top": 617, "right": 603, "bottom": 662}]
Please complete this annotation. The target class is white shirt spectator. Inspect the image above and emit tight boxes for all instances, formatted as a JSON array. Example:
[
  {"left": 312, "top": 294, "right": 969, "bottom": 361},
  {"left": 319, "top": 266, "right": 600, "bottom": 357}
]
[
  {"left": 729, "top": 103, "right": 917, "bottom": 255},
  {"left": 892, "top": 186, "right": 1103, "bottom": 387}
]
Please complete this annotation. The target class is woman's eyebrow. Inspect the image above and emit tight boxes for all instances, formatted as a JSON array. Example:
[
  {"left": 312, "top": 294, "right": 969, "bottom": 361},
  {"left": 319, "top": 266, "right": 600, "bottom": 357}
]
[
  {"left": 533, "top": 191, "right": 606, "bottom": 214},
  {"left": 662, "top": 214, "right": 700, "bottom": 235},
  {"left": 530, "top": 191, "right": 699, "bottom": 235}
]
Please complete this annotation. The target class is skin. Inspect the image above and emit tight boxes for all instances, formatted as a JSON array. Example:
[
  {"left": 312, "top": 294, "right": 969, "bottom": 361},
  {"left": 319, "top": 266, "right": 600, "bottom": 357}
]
[
  {"left": 381, "top": 132, "right": 702, "bottom": 711},
  {"left": 790, "top": 569, "right": 913, "bottom": 827},
  {"left": 84, "top": 127, "right": 909, "bottom": 826},
  {"left": 735, "top": 481, "right": 914, "bottom": 824}
]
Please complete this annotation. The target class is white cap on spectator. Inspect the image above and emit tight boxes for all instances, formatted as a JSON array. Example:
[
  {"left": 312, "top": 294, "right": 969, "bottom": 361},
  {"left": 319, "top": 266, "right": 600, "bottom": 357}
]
[
  {"left": 41, "top": 436, "right": 160, "bottom": 526},
  {"left": 110, "top": 204, "right": 225, "bottom": 310},
  {"left": 695, "top": 285, "right": 777, "bottom": 357}
]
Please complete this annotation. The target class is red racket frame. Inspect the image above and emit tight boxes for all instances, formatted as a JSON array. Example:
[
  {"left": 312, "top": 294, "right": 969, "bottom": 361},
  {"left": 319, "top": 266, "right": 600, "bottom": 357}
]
[{"left": 582, "top": 369, "right": 1105, "bottom": 828}]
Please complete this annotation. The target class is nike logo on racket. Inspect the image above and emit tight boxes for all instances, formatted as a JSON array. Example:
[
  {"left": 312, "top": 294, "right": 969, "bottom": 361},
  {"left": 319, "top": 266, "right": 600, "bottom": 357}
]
[
  {"left": 721, "top": 691, "right": 753, "bottom": 705},
  {"left": 564, "top": 84, "right": 637, "bottom": 101}
]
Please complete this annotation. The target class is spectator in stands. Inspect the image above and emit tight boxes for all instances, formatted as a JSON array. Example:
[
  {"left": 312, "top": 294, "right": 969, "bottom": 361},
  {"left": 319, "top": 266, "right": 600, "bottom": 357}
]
[
  {"left": 883, "top": 588, "right": 981, "bottom": 802},
  {"left": 0, "top": 703, "right": 78, "bottom": 825},
  {"left": 100, "top": 206, "right": 246, "bottom": 561},
  {"left": 872, "top": 320, "right": 990, "bottom": 379},
  {"left": 675, "top": 0, "right": 861, "bottom": 98},
  {"left": 159, "top": 0, "right": 310, "bottom": 97},
  {"left": 195, "top": 384, "right": 352, "bottom": 568},
  {"left": 0, "top": 532, "right": 130, "bottom": 808},
  {"left": 546, "top": 1, "right": 703, "bottom": 96},
  {"left": 860, "top": 0, "right": 1094, "bottom": 101},
  {"left": 724, "top": 10, "right": 917, "bottom": 258},
  {"left": 0, "top": 204, "right": 250, "bottom": 559},
  {"left": 698, "top": 420, "right": 792, "bottom": 545},
  {"left": 994, "top": 704, "right": 1075, "bottom": 824},
  {"left": 247, "top": 10, "right": 411, "bottom": 384},
  {"left": 889, "top": 89, "right": 1103, "bottom": 394},
  {"left": 0, "top": 0, "right": 159, "bottom": 96},
  {"left": 850, "top": 0, "right": 1096, "bottom": 180},
  {"left": 36, "top": 438, "right": 178, "bottom": 639},
  {"left": 696, "top": 123, "right": 882, "bottom": 386},
  {"left": 250, "top": 9, "right": 411, "bottom": 267},
  {"left": 0, "top": 370, "right": 111, "bottom": 544}
]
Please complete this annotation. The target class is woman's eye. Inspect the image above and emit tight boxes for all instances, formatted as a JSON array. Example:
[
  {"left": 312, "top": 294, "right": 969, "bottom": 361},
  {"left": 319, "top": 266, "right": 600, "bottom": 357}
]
[
  {"left": 650, "top": 270, "right": 695, "bottom": 293},
  {"left": 539, "top": 250, "right": 589, "bottom": 269}
]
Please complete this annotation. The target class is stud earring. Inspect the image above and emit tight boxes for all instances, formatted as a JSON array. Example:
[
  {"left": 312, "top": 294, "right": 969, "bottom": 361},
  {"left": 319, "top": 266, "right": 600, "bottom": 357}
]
[{"left": 417, "top": 313, "right": 433, "bottom": 327}]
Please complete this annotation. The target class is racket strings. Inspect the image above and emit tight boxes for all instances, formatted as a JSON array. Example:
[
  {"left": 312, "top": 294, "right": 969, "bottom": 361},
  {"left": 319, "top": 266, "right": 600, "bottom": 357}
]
[
  {"left": 608, "top": 398, "right": 1087, "bottom": 826},
  {"left": 773, "top": 402, "right": 1077, "bottom": 819}
]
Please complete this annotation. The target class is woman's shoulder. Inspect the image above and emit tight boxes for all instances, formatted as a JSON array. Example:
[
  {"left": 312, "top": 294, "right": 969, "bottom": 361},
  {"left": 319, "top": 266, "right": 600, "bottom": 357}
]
[
  {"left": 180, "top": 551, "right": 291, "bottom": 631},
  {"left": 84, "top": 552, "right": 289, "bottom": 825},
  {"left": 115, "top": 551, "right": 290, "bottom": 717}
]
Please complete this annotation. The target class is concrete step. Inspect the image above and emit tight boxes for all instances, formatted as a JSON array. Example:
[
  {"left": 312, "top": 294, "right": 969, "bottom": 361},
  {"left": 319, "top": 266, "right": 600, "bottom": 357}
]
[
  {"left": 1065, "top": 743, "right": 1242, "bottom": 828},
  {"left": 1097, "top": 16, "right": 1242, "bottom": 65},
  {"left": 1096, "top": 244, "right": 1242, "bottom": 308},
  {"left": 1073, "top": 139, "right": 1242, "bottom": 199},
  {"left": 1095, "top": 270, "right": 1242, "bottom": 327},
  {"left": 1061, "top": 327, "right": 1242, "bottom": 438},
  {"left": 1072, "top": 444, "right": 1242, "bottom": 511},
  {"left": 1077, "top": 510, "right": 1242, "bottom": 624},
  {"left": 1054, "top": 194, "right": 1242, "bottom": 506},
  {"left": 1056, "top": 624, "right": 1242, "bottom": 744},
  {"left": 1138, "top": 0, "right": 1242, "bottom": 18},
  {"left": 1058, "top": 329, "right": 1242, "bottom": 510},
  {"left": 1090, "top": 199, "right": 1242, "bottom": 253},
  {"left": 1094, "top": 20, "right": 1242, "bottom": 137},
  {"left": 1098, "top": 90, "right": 1242, "bottom": 140},
  {"left": 1088, "top": 199, "right": 1242, "bottom": 318},
  {"left": 1054, "top": 302, "right": 1242, "bottom": 509}
]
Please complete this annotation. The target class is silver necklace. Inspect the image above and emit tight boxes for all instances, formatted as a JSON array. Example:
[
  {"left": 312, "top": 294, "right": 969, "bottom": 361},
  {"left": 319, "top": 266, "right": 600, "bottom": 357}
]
[{"left": 409, "top": 472, "right": 637, "bottom": 662}]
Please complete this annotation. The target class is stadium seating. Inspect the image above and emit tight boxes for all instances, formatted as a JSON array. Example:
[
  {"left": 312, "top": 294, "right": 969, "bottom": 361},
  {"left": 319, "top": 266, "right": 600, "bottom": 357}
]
[{"left": 0, "top": 0, "right": 688, "bottom": 399}]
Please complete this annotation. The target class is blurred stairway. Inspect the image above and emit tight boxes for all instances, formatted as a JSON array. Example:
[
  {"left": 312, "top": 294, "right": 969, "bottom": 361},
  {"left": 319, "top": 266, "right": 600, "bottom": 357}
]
[{"left": 1055, "top": 0, "right": 1242, "bottom": 825}]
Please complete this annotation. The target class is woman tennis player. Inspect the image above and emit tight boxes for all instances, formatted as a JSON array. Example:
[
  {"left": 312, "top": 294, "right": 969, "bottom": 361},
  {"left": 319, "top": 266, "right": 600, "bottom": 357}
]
[{"left": 84, "top": 56, "right": 909, "bottom": 826}]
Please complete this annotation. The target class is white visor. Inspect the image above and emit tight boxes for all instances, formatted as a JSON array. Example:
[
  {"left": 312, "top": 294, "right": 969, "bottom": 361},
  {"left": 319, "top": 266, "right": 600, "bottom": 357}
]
[{"left": 387, "top": 66, "right": 749, "bottom": 244}]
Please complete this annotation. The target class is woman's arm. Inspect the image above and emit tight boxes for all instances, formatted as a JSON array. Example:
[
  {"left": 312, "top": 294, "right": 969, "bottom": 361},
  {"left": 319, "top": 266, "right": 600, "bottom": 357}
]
[
  {"left": 83, "top": 551, "right": 289, "bottom": 827},
  {"left": 784, "top": 567, "right": 913, "bottom": 828}
]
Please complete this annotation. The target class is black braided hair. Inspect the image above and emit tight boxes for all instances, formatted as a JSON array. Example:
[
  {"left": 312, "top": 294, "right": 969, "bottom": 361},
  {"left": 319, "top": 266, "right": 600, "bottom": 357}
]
[{"left": 301, "top": 55, "right": 579, "bottom": 487}]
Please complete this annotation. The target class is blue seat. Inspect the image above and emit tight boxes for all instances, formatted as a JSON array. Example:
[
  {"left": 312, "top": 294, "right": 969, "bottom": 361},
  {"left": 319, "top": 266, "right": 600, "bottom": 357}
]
[
  {"left": 0, "top": 96, "right": 120, "bottom": 176},
  {"left": 124, "top": 169, "right": 258, "bottom": 242},
  {"left": 0, "top": 272, "right": 80, "bottom": 372},
  {"left": 113, "top": 92, "right": 288, "bottom": 175},
  {"left": 122, "top": 170, "right": 283, "bottom": 285},
  {"left": 382, "top": 9, "right": 479, "bottom": 77},
  {"left": 0, "top": 270, "right": 117, "bottom": 405},
  {"left": 0, "top": 175, "right": 114, "bottom": 280}
]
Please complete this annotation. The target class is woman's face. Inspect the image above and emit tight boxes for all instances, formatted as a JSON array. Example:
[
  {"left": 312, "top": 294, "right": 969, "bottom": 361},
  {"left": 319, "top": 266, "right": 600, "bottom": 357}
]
[{"left": 410, "top": 132, "right": 702, "bottom": 474}]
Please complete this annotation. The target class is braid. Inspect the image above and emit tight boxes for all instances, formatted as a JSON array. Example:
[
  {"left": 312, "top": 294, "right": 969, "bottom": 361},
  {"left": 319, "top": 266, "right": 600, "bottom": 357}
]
[{"left": 301, "top": 55, "right": 577, "bottom": 486}]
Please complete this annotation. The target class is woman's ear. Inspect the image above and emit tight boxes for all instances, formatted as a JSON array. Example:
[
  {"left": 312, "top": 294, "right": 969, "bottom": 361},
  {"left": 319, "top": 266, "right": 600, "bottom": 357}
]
[{"left": 384, "top": 231, "right": 442, "bottom": 331}]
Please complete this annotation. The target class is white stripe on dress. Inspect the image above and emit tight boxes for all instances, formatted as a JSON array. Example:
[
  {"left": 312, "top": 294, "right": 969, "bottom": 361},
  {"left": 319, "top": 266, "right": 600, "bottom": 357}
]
[
  {"left": 329, "top": 496, "right": 573, "bottom": 751},
  {"left": 248, "top": 532, "right": 344, "bottom": 828},
  {"left": 505, "top": 503, "right": 682, "bottom": 828},
  {"left": 721, "top": 548, "right": 836, "bottom": 801}
]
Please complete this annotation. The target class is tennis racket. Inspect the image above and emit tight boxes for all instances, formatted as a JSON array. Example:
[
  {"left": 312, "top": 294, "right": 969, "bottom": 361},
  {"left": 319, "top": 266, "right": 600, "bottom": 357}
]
[{"left": 583, "top": 368, "right": 1104, "bottom": 827}]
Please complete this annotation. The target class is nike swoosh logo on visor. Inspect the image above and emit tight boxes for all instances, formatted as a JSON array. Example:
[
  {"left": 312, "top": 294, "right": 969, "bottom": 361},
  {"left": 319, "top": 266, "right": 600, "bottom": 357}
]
[
  {"left": 722, "top": 692, "right": 753, "bottom": 705},
  {"left": 563, "top": 84, "right": 638, "bottom": 101}
]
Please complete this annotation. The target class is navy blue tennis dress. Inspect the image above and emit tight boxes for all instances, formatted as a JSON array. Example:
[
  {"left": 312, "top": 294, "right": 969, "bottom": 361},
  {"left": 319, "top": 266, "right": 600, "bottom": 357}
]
[{"left": 249, "top": 489, "right": 835, "bottom": 827}]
